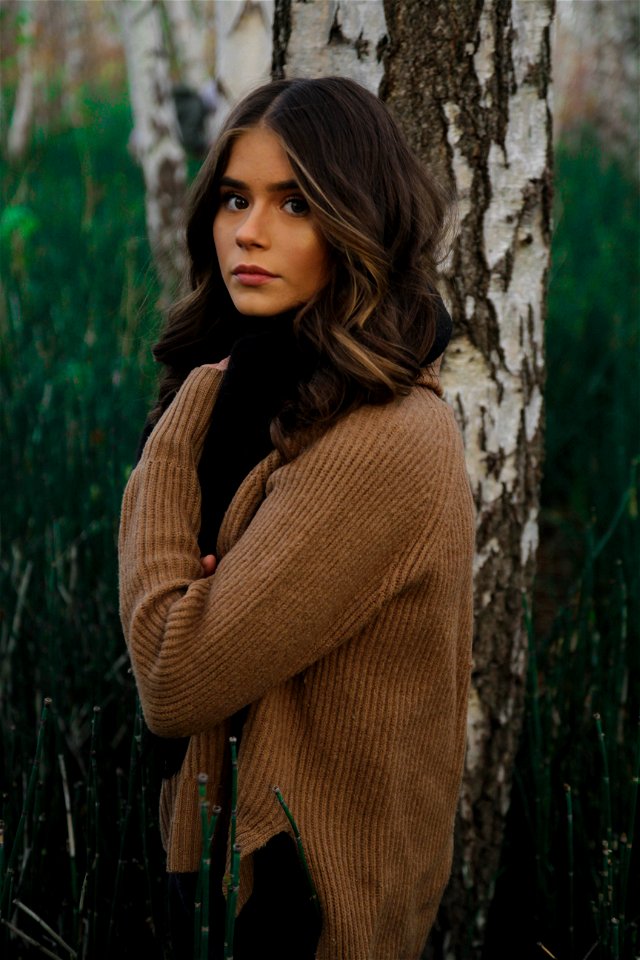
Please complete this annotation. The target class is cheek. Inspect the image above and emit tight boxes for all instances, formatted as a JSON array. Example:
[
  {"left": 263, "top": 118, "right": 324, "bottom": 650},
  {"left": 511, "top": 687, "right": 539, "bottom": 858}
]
[
  {"left": 312, "top": 240, "right": 331, "bottom": 289},
  {"left": 299, "top": 232, "right": 330, "bottom": 283}
]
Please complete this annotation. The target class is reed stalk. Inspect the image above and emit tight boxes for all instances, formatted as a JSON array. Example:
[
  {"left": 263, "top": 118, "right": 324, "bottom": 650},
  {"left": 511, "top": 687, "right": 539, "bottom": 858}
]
[
  {"left": 611, "top": 916, "right": 619, "bottom": 960},
  {"left": 620, "top": 714, "right": 640, "bottom": 950},
  {"left": 13, "top": 899, "right": 77, "bottom": 957},
  {"left": 136, "top": 729, "right": 155, "bottom": 939},
  {"left": 108, "top": 702, "right": 140, "bottom": 948},
  {"left": 593, "top": 713, "right": 613, "bottom": 930},
  {"left": 0, "top": 698, "right": 51, "bottom": 917},
  {"left": 223, "top": 843, "right": 240, "bottom": 960},
  {"left": 57, "top": 754, "right": 78, "bottom": 937},
  {"left": 228, "top": 738, "right": 238, "bottom": 894},
  {"left": 30, "top": 777, "right": 45, "bottom": 891},
  {"left": 0, "top": 821, "right": 4, "bottom": 899},
  {"left": 195, "top": 773, "right": 221, "bottom": 960},
  {"left": 273, "top": 787, "right": 320, "bottom": 921},
  {"left": 564, "top": 783, "right": 574, "bottom": 958},
  {"left": 0, "top": 918, "right": 64, "bottom": 960},
  {"left": 198, "top": 774, "right": 210, "bottom": 960},
  {"left": 90, "top": 707, "right": 100, "bottom": 954}
]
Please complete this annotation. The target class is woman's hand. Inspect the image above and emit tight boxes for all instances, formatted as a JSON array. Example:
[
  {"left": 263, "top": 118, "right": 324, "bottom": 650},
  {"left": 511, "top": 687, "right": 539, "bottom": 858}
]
[{"left": 200, "top": 554, "right": 217, "bottom": 577}]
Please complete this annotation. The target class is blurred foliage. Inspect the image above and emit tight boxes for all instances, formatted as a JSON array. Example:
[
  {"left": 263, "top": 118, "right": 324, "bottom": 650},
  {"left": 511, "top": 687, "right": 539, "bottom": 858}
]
[
  {"left": 0, "top": 97, "right": 164, "bottom": 956},
  {"left": 544, "top": 129, "right": 639, "bottom": 530}
]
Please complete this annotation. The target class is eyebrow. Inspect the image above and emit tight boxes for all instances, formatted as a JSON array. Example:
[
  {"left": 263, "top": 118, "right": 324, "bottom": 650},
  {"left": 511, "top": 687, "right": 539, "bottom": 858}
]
[{"left": 219, "top": 176, "right": 300, "bottom": 193}]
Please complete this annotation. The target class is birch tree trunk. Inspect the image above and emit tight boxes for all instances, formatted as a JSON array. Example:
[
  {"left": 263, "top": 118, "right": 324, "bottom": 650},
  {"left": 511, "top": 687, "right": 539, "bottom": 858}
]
[
  {"left": 119, "top": 0, "right": 187, "bottom": 295},
  {"left": 274, "top": 2, "right": 554, "bottom": 956}
]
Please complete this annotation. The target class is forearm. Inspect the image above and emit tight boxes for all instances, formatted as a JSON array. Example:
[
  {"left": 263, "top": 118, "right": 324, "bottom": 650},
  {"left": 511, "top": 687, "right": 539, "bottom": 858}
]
[{"left": 119, "top": 366, "right": 224, "bottom": 733}]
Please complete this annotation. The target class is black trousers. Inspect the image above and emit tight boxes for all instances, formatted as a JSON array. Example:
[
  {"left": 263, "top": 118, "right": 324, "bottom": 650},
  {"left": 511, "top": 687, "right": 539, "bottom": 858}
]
[{"left": 168, "top": 833, "right": 322, "bottom": 959}]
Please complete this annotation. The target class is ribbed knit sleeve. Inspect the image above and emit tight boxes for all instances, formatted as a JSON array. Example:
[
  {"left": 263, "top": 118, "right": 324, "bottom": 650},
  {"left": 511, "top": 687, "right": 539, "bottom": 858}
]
[{"left": 119, "top": 365, "right": 460, "bottom": 739}]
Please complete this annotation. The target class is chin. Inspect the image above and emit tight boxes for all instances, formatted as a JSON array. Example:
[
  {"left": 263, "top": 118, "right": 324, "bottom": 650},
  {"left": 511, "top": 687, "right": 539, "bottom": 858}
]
[{"left": 229, "top": 296, "right": 297, "bottom": 317}]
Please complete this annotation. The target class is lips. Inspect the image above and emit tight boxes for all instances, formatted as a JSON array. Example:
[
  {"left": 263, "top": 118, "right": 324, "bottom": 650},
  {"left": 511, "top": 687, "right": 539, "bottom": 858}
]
[
  {"left": 232, "top": 264, "right": 278, "bottom": 287},
  {"left": 232, "top": 264, "right": 276, "bottom": 277}
]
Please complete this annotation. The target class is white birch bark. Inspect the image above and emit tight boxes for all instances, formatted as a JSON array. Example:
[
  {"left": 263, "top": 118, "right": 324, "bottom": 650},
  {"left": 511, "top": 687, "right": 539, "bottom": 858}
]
[
  {"left": 441, "top": 0, "right": 550, "bottom": 933},
  {"left": 275, "top": 0, "right": 554, "bottom": 955},
  {"left": 274, "top": 0, "right": 386, "bottom": 91},
  {"left": 7, "top": 0, "right": 37, "bottom": 161},
  {"left": 119, "top": 0, "right": 187, "bottom": 295},
  {"left": 213, "top": 0, "right": 274, "bottom": 136}
]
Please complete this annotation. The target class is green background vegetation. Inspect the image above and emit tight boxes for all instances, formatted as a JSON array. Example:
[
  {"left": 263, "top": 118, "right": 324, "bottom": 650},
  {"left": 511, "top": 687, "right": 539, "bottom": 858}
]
[{"left": 0, "top": 97, "right": 638, "bottom": 958}]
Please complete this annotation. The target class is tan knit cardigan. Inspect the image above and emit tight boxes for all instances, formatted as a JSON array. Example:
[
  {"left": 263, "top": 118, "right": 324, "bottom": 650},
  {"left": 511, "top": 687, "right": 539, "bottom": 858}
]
[{"left": 119, "top": 364, "right": 475, "bottom": 960}]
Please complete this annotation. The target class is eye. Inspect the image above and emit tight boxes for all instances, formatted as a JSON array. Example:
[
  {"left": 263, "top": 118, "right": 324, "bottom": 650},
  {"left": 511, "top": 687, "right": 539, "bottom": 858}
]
[
  {"left": 283, "top": 195, "right": 310, "bottom": 216},
  {"left": 220, "top": 192, "right": 248, "bottom": 211}
]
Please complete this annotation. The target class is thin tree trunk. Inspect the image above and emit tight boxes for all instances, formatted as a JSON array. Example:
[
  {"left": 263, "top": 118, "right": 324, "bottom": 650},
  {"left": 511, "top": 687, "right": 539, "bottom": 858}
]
[
  {"left": 213, "top": 0, "right": 274, "bottom": 137},
  {"left": 119, "top": 0, "right": 187, "bottom": 296},
  {"left": 7, "top": 0, "right": 37, "bottom": 162},
  {"left": 61, "top": 0, "right": 87, "bottom": 126},
  {"left": 274, "top": 1, "right": 554, "bottom": 956},
  {"left": 163, "top": 0, "right": 212, "bottom": 92},
  {"left": 162, "top": 0, "right": 218, "bottom": 150}
]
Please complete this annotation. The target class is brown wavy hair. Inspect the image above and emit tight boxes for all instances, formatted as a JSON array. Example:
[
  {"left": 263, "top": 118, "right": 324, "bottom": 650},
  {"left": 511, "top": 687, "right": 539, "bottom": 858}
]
[{"left": 151, "top": 76, "right": 453, "bottom": 454}]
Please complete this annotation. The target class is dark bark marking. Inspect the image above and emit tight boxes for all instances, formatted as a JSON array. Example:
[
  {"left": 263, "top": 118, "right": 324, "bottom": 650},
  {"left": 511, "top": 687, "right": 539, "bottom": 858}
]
[
  {"left": 272, "top": 0, "right": 292, "bottom": 80},
  {"left": 327, "top": 8, "right": 370, "bottom": 60},
  {"left": 328, "top": 7, "right": 349, "bottom": 46}
]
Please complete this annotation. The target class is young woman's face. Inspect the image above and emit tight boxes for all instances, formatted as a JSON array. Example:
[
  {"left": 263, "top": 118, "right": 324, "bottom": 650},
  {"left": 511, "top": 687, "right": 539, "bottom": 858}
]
[{"left": 213, "top": 126, "right": 330, "bottom": 317}]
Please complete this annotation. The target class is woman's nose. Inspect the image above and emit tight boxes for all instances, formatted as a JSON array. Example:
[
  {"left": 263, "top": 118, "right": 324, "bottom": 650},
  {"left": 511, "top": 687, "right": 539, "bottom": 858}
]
[{"left": 235, "top": 204, "right": 269, "bottom": 248}]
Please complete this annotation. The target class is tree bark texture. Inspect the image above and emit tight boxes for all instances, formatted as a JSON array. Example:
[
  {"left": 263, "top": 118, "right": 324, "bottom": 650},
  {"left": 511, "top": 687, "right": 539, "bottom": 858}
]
[
  {"left": 274, "top": 1, "right": 553, "bottom": 956},
  {"left": 272, "top": 0, "right": 386, "bottom": 90},
  {"left": 120, "top": 0, "right": 187, "bottom": 296}
]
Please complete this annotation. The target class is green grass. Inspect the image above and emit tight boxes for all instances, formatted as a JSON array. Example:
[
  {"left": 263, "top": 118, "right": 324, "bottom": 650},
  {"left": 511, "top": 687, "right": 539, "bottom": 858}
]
[{"left": 0, "top": 104, "right": 638, "bottom": 959}]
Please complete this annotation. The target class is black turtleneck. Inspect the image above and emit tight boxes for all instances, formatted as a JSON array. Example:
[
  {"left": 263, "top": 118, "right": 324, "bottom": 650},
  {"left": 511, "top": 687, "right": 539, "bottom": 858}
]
[
  {"left": 196, "top": 315, "right": 307, "bottom": 556},
  {"left": 196, "top": 297, "right": 452, "bottom": 556}
]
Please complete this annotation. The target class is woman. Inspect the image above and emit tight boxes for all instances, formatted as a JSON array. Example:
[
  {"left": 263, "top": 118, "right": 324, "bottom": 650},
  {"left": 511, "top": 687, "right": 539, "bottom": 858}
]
[{"left": 119, "top": 77, "right": 475, "bottom": 959}]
